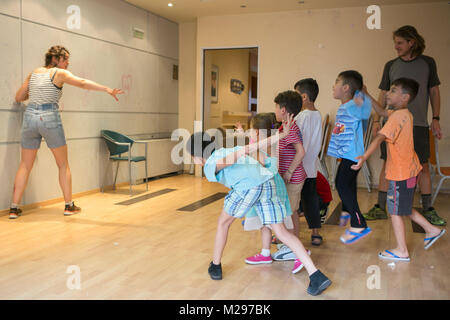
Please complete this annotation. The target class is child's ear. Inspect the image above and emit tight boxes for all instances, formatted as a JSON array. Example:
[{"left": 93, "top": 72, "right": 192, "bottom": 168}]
[
  {"left": 301, "top": 93, "right": 308, "bottom": 102},
  {"left": 343, "top": 83, "right": 350, "bottom": 93},
  {"left": 402, "top": 93, "right": 410, "bottom": 103}
]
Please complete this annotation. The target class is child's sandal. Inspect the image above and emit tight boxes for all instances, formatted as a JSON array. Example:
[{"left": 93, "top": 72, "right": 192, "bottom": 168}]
[{"left": 311, "top": 235, "right": 323, "bottom": 246}]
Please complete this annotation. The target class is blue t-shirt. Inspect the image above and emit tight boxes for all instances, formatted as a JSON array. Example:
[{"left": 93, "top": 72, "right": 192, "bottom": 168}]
[
  {"left": 203, "top": 146, "right": 274, "bottom": 191},
  {"left": 327, "top": 92, "right": 372, "bottom": 162}
]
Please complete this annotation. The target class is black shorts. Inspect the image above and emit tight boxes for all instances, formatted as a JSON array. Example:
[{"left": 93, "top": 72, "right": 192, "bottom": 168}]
[
  {"left": 380, "top": 125, "right": 429, "bottom": 164},
  {"left": 387, "top": 177, "right": 417, "bottom": 216}
]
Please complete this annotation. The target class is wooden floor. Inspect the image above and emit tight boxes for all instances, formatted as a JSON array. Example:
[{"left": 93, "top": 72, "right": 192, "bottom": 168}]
[{"left": 0, "top": 174, "right": 448, "bottom": 300}]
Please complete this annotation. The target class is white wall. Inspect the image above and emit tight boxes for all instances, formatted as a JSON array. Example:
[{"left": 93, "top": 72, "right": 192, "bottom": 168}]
[
  {"left": 0, "top": 0, "right": 180, "bottom": 209},
  {"left": 181, "top": 1, "right": 450, "bottom": 187}
]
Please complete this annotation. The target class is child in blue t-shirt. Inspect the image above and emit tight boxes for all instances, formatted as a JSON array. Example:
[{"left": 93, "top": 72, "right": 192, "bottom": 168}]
[
  {"left": 327, "top": 70, "right": 372, "bottom": 244},
  {"left": 186, "top": 114, "right": 331, "bottom": 296}
]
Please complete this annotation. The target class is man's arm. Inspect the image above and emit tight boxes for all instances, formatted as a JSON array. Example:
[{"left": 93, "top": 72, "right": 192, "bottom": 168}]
[
  {"left": 430, "top": 85, "right": 442, "bottom": 139},
  {"left": 372, "top": 90, "right": 387, "bottom": 137}
]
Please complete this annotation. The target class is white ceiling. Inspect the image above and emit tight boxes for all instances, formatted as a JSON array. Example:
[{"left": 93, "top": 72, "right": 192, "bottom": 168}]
[{"left": 125, "top": 0, "right": 442, "bottom": 23}]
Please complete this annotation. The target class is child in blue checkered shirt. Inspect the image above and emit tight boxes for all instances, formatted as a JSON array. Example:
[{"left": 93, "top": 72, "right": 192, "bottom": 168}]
[{"left": 186, "top": 114, "right": 331, "bottom": 296}]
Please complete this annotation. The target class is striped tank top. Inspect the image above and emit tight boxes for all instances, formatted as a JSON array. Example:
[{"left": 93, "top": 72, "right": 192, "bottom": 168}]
[{"left": 28, "top": 69, "right": 63, "bottom": 105}]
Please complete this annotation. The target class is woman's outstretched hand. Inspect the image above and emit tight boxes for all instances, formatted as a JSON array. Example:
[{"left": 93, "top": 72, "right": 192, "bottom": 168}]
[{"left": 107, "top": 88, "right": 125, "bottom": 101}]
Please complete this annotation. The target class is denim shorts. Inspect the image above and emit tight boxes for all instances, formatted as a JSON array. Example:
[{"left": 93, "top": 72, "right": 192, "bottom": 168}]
[{"left": 21, "top": 103, "right": 66, "bottom": 149}]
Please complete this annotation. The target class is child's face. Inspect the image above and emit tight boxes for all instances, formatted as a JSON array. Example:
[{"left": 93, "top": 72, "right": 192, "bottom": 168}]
[
  {"left": 274, "top": 103, "right": 285, "bottom": 122},
  {"left": 386, "top": 85, "right": 409, "bottom": 108},
  {"left": 248, "top": 126, "right": 259, "bottom": 142},
  {"left": 332, "top": 77, "right": 346, "bottom": 99}
]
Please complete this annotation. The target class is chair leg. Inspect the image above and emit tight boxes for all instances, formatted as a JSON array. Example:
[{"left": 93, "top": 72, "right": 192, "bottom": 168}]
[
  {"left": 129, "top": 160, "right": 132, "bottom": 196},
  {"left": 331, "top": 158, "right": 337, "bottom": 190},
  {"left": 113, "top": 161, "right": 120, "bottom": 190},
  {"left": 145, "top": 159, "right": 149, "bottom": 191},
  {"left": 320, "top": 159, "right": 329, "bottom": 180},
  {"left": 431, "top": 176, "right": 449, "bottom": 206},
  {"left": 362, "top": 163, "right": 371, "bottom": 193}
]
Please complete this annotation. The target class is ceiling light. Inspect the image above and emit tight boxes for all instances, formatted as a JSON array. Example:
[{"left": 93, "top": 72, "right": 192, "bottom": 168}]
[{"left": 168, "top": 3, "right": 173, "bottom": 7}]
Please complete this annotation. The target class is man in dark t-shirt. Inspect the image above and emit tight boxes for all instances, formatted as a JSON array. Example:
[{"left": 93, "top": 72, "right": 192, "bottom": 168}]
[{"left": 365, "top": 25, "right": 446, "bottom": 226}]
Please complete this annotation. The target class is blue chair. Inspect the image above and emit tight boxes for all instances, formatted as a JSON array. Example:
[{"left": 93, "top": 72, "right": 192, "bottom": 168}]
[{"left": 101, "top": 130, "right": 148, "bottom": 196}]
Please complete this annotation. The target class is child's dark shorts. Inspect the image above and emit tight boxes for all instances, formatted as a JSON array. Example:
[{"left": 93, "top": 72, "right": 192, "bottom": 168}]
[{"left": 387, "top": 177, "right": 417, "bottom": 216}]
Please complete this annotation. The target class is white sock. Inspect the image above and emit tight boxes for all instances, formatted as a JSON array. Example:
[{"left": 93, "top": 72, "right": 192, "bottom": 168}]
[
  {"left": 65, "top": 201, "right": 73, "bottom": 206},
  {"left": 11, "top": 203, "right": 18, "bottom": 209},
  {"left": 261, "top": 249, "right": 271, "bottom": 257}
]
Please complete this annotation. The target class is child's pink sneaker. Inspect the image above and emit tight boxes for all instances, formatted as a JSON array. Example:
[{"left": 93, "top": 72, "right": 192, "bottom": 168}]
[
  {"left": 292, "top": 249, "right": 311, "bottom": 274},
  {"left": 292, "top": 259, "right": 304, "bottom": 274},
  {"left": 245, "top": 253, "right": 273, "bottom": 265}
]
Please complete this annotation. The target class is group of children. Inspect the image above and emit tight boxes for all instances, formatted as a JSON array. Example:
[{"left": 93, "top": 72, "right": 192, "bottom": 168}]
[{"left": 186, "top": 71, "right": 446, "bottom": 296}]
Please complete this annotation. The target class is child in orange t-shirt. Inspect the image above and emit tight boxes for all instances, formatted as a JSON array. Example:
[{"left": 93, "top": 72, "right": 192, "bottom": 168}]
[{"left": 352, "top": 78, "right": 445, "bottom": 262}]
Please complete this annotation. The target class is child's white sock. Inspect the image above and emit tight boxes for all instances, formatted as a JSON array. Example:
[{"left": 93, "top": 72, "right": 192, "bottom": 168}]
[
  {"left": 65, "top": 201, "right": 74, "bottom": 206},
  {"left": 11, "top": 203, "right": 18, "bottom": 209},
  {"left": 261, "top": 249, "right": 271, "bottom": 257}
]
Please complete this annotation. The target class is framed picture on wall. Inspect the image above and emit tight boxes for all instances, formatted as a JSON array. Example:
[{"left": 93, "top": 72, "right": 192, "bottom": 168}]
[{"left": 211, "top": 65, "right": 219, "bottom": 103}]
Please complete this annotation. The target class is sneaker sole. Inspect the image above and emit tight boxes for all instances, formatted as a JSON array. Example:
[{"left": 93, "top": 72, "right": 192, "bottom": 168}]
[
  {"left": 272, "top": 256, "right": 296, "bottom": 261},
  {"left": 292, "top": 264, "right": 304, "bottom": 274},
  {"left": 245, "top": 260, "right": 273, "bottom": 265},
  {"left": 209, "top": 274, "right": 222, "bottom": 280},
  {"left": 9, "top": 215, "right": 19, "bottom": 219},
  {"left": 307, "top": 279, "right": 332, "bottom": 296},
  {"left": 64, "top": 211, "right": 81, "bottom": 216}
]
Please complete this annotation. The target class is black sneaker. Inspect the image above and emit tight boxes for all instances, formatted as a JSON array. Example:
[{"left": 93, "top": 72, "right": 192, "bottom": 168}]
[
  {"left": 9, "top": 207, "right": 22, "bottom": 219},
  {"left": 307, "top": 270, "right": 332, "bottom": 296},
  {"left": 64, "top": 202, "right": 81, "bottom": 216},
  {"left": 208, "top": 261, "right": 222, "bottom": 280}
]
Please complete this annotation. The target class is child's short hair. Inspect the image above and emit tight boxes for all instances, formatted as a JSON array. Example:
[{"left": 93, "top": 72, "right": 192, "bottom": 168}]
[
  {"left": 186, "top": 131, "right": 216, "bottom": 159},
  {"left": 294, "top": 78, "right": 319, "bottom": 102},
  {"left": 251, "top": 113, "right": 278, "bottom": 136},
  {"left": 338, "top": 70, "right": 363, "bottom": 97},
  {"left": 392, "top": 77, "right": 419, "bottom": 103},
  {"left": 274, "top": 90, "right": 302, "bottom": 117}
]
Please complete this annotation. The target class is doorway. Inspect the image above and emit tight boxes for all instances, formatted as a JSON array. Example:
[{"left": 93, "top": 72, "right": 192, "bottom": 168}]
[{"left": 202, "top": 47, "right": 259, "bottom": 134}]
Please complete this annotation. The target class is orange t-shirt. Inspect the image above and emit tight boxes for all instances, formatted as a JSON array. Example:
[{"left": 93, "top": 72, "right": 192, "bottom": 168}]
[{"left": 378, "top": 109, "right": 422, "bottom": 181}]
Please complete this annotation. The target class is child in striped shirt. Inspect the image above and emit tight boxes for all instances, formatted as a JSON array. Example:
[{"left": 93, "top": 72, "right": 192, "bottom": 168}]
[{"left": 271, "top": 91, "right": 308, "bottom": 261}]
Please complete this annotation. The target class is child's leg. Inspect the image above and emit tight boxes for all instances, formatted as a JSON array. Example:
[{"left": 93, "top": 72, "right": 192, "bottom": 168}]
[
  {"left": 291, "top": 211, "right": 300, "bottom": 238},
  {"left": 261, "top": 226, "right": 272, "bottom": 250},
  {"left": 271, "top": 223, "right": 317, "bottom": 275},
  {"left": 286, "top": 182, "right": 303, "bottom": 238},
  {"left": 410, "top": 208, "right": 442, "bottom": 239},
  {"left": 387, "top": 215, "right": 409, "bottom": 257},
  {"left": 301, "top": 178, "right": 322, "bottom": 243},
  {"left": 213, "top": 209, "right": 236, "bottom": 264},
  {"left": 336, "top": 159, "right": 367, "bottom": 235}
]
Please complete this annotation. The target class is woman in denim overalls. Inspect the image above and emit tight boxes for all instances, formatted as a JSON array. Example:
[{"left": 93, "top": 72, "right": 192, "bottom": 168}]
[{"left": 10, "top": 46, "right": 123, "bottom": 219}]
